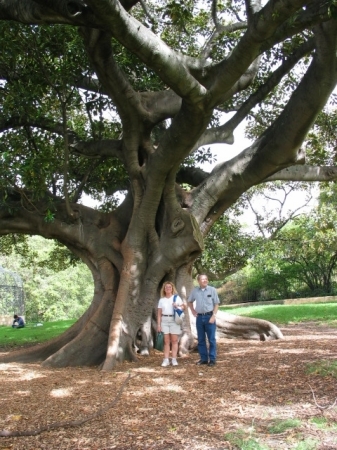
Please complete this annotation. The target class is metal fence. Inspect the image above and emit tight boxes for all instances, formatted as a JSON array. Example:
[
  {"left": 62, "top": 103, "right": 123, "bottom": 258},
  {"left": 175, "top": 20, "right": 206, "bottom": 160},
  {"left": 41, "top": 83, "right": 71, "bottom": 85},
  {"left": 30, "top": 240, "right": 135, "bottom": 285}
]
[{"left": 0, "top": 265, "right": 25, "bottom": 315}]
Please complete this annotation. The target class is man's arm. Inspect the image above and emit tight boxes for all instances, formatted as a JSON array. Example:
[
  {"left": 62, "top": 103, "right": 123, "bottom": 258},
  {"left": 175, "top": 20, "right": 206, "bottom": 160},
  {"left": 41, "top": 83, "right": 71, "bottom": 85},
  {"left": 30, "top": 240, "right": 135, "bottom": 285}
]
[
  {"left": 188, "top": 290, "right": 198, "bottom": 317},
  {"left": 209, "top": 288, "right": 219, "bottom": 323},
  {"left": 212, "top": 304, "right": 219, "bottom": 316}
]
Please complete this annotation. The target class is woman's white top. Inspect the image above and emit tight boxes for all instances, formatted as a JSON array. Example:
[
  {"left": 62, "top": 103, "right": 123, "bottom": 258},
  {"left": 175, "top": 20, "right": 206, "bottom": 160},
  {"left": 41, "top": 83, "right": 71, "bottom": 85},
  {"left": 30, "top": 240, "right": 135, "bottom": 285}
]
[{"left": 158, "top": 295, "right": 183, "bottom": 315}]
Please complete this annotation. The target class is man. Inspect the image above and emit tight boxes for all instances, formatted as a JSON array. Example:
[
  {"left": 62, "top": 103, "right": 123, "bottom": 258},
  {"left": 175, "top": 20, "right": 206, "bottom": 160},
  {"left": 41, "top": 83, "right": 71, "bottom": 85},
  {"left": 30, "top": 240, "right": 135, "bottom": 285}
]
[
  {"left": 188, "top": 274, "right": 220, "bottom": 366},
  {"left": 12, "top": 314, "right": 25, "bottom": 328}
]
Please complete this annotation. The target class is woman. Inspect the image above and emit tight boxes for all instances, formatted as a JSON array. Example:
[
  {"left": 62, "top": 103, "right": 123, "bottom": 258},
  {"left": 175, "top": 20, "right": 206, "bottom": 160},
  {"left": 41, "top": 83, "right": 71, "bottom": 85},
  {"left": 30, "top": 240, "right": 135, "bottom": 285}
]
[{"left": 157, "top": 281, "right": 184, "bottom": 367}]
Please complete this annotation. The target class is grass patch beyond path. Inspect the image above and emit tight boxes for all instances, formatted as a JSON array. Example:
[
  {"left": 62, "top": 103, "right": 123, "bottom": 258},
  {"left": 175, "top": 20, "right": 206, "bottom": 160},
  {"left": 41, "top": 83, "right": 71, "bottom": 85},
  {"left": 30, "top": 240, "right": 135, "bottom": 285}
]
[
  {"left": 0, "top": 320, "right": 75, "bottom": 348},
  {"left": 220, "top": 302, "right": 337, "bottom": 325},
  {"left": 2, "top": 303, "right": 337, "bottom": 349}
]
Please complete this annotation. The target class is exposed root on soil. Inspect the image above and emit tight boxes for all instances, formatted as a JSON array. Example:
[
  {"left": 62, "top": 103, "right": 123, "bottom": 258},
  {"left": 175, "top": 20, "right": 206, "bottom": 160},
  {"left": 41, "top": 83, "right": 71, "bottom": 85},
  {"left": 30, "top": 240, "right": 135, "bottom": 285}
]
[{"left": 309, "top": 383, "right": 337, "bottom": 411}]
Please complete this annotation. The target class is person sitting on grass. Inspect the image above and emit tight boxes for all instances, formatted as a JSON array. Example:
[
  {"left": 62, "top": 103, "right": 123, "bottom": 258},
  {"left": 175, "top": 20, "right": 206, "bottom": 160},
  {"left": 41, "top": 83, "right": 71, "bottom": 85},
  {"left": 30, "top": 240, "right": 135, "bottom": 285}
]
[{"left": 12, "top": 314, "right": 25, "bottom": 328}]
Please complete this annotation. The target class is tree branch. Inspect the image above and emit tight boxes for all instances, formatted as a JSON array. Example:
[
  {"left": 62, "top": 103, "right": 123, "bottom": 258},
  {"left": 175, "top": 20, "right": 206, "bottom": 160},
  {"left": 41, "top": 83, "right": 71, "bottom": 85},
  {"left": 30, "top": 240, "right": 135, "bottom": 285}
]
[
  {"left": 138, "top": 0, "right": 167, "bottom": 26},
  {"left": 190, "top": 19, "right": 337, "bottom": 231},
  {"left": 208, "top": 0, "right": 307, "bottom": 105},
  {"left": 217, "top": 37, "right": 315, "bottom": 138},
  {"left": 194, "top": 34, "right": 315, "bottom": 150},
  {"left": 70, "top": 139, "right": 124, "bottom": 161},
  {"left": 61, "top": 101, "right": 77, "bottom": 219},
  {"left": 176, "top": 166, "right": 209, "bottom": 187},
  {"left": 84, "top": 0, "right": 208, "bottom": 103},
  {"left": 265, "top": 165, "right": 337, "bottom": 182},
  {"left": 80, "top": 28, "right": 145, "bottom": 122},
  {"left": 0, "top": 115, "right": 79, "bottom": 144},
  {"left": 260, "top": 2, "right": 335, "bottom": 53},
  {"left": 140, "top": 90, "right": 181, "bottom": 124},
  {"left": 201, "top": 21, "right": 247, "bottom": 60},
  {"left": 0, "top": 0, "right": 99, "bottom": 26},
  {"left": 0, "top": 0, "right": 139, "bottom": 26}
]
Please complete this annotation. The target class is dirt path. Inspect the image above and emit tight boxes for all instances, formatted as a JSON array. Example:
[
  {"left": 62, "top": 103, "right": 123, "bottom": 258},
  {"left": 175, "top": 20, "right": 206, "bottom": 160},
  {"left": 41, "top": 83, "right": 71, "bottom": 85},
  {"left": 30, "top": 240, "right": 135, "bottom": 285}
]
[{"left": 0, "top": 322, "right": 337, "bottom": 449}]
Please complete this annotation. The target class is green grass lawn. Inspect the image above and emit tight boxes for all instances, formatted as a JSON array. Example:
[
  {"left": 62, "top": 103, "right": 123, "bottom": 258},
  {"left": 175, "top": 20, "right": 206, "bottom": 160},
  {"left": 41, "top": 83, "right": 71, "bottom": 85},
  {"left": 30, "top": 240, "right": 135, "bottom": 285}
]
[
  {"left": 1, "top": 303, "right": 337, "bottom": 349},
  {"left": 220, "top": 302, "right": 337, "bottom": 325},
  {"left": 0, "top": 319, "right": 75, "bottom": 348}
]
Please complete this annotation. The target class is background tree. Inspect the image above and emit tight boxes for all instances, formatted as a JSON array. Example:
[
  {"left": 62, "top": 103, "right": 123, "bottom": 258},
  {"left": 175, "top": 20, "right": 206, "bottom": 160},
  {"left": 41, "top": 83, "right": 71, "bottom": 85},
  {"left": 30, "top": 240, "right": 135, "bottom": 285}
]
[
  {"left": 227, "top": 200, "right": 337, "bottom": 302},
  {"left": 273, "top": 209, "right": 337, "bottom": 294},
  {"left": 0, "top": 0, "right": 336, "bottom": 369},
  {"left": 195, "top": 180, "right": 317, "bottom": 284},
  {"left": 0, "top": 236, "right": 93, "bottom": 321}
]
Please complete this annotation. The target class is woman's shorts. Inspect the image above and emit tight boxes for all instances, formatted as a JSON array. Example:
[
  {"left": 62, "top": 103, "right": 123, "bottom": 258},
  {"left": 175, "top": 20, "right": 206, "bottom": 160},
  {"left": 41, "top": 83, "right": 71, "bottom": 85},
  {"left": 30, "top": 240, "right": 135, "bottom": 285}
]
[{"left": 161, "top": 316, "right": 181, "bottom": 335}]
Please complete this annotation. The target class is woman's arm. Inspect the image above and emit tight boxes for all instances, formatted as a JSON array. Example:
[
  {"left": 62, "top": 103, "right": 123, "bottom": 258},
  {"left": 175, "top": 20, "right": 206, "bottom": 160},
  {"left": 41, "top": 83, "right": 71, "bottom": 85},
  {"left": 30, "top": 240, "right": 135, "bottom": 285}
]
[
  {"left": 173, "top": 295, "right": 185, "bottom": 310},
  {"left": 179, "top": 297, "right": 185, "bottom": 311}
]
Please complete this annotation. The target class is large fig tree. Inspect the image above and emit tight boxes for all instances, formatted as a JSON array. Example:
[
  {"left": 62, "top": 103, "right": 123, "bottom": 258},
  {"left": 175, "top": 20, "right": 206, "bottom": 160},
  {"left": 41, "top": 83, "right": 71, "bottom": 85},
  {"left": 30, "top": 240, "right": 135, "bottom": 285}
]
[{"left": 0, "top": 0, "right": 336, "bottom": 370}]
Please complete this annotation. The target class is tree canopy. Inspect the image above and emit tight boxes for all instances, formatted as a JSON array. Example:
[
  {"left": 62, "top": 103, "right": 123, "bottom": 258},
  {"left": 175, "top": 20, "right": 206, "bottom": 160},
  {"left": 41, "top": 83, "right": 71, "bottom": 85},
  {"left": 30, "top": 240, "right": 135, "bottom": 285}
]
[{"left": 0, "top": 0, "right": 336, "bottom": 369}]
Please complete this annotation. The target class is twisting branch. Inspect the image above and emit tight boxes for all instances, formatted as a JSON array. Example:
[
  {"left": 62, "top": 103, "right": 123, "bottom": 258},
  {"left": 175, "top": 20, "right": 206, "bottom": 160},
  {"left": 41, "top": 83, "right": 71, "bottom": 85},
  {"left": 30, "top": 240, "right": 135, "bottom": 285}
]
[
  {"left": 211, "top": 0, "right": 219, "bottom": 28},
  {"left": 17, "top": 188, "right": 46, "bottom": 216},
  {"left": 201, "top": 0, "right": 247, "bottom": 60},
  {"left": 85, "top": 0, "right": 207, "bottom": 102},
  {"left": 61, "top": 101, "right": 76, "bottom": 219},
  {"left": 265, "top": 166, "right": 337, "bottom": 183},
  {"left": 230, "top": 5, "right": 245, "bottom": 23},
  {"left": 217, "top": 37, "right": 315, "bottom": 143},
  {"left": 176, "top": 166, "right": 209, "bottom": 187},
  {"left": 246, "top": 195, "right": 266, "bottom": 238},
  {"left": 24, "top": 126, "right": 40, "bottom": 156},
  {"left": 0, "top": 372, "right": 135, "bottom": 438},
  {"left": 139, "top": 0, "right": 165, "bottom": 25},
  {"left": 0, "top": 0, "right": 100, "bottom": 27},
  {"left": 201, "top": 22, "right": 247, "bottom": 59},
  {"left": 245, "top": 184, "right": 314, "bottom": 239},
  {"left": 260, "top": 2, "right": 335, "bottom": 53},
  {"left": 71, "top": 158, "right": 103, "bottom": 204},
  {"left": 198, "top": 23, "right": 315, "bottom": 150},
  {"left": 32, "top": 0, "right": 87, "bottom": 18},
  {"left": 0, "top": 116, "right": 78, "bottom": 143},
  {"left": 244, "top": 0, "right": 254, "bottom": 22},
  {"left": 70, "top": 139, "right": 124, "bottom": 160}
]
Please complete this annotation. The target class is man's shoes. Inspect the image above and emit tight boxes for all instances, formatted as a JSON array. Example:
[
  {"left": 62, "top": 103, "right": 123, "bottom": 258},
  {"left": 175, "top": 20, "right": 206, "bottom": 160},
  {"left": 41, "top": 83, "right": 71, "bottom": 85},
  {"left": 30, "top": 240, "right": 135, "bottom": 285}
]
[
  {"left": 196, "top": 360, "right": 208, "bottom": 365},
  {"left": 208, "top": 360, "right": 216, "bottom": 366}
]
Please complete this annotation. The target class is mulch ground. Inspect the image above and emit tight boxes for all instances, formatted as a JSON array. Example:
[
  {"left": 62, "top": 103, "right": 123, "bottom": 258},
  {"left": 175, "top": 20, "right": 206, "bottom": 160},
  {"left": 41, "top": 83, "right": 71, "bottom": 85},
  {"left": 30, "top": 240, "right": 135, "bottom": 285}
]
[{"left": 0, "top": 322, "right": 337, "bottom": 450}]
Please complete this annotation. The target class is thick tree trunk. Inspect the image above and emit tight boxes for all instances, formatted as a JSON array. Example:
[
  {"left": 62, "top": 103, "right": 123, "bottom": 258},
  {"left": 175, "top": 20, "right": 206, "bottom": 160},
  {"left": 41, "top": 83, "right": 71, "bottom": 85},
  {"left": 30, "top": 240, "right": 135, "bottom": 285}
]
[{"left": 0, "top": 219, "right": 284, "bottom": 370}]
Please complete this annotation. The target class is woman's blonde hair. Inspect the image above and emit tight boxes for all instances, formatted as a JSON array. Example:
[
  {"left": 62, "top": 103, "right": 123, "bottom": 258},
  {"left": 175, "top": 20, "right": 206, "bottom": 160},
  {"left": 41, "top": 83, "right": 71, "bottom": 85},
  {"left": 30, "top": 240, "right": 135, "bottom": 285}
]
[{"left": 160, "top": 281, "right": 178, "bottom": 297}]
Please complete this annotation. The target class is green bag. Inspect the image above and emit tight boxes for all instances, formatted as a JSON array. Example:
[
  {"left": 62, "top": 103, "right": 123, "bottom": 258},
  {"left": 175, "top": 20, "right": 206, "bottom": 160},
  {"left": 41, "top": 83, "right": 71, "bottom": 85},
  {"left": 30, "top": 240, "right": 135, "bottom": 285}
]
[{"left": 155, "top": 331, "right": 164, "bottom": 351}]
